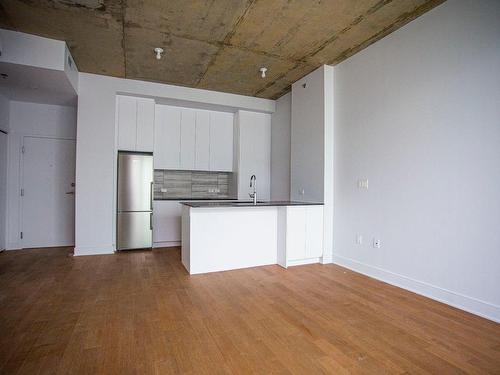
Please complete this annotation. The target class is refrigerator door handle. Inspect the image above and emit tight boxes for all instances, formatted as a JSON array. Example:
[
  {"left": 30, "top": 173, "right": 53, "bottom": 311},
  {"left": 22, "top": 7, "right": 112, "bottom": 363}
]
[
  {"left": 150, "top": 182, "right": 153, "bottom": 210},
  {"left": 150, "top": 212, "right": 153, "bottom": 230}
]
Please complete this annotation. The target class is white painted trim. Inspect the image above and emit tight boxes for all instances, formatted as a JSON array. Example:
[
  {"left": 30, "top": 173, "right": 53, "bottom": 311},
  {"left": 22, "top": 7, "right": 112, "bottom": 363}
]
[
  {"left": 333, "top": 254, "right": 500, "bottom": 323},
  {"left": 286, "top": 257, "right": 321, "bottom": 268},
  {"left": 153, "top": 241, "right": 181, "bottom": 248},
  {"left": 74, "top": 245, "right": 115, "bottom": 256},
  {"left": 321, "top": 254, "right": 333, "bottom": 264}
]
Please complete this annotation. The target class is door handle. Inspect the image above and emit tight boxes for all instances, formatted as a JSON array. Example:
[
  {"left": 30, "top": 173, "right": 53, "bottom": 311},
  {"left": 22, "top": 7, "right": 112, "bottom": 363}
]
[
  {"left": 65, "top": 191, "right": 75, "bottom": 195},
  {"left": 150, "top": 182, "right": 153, "bottom": 210}
]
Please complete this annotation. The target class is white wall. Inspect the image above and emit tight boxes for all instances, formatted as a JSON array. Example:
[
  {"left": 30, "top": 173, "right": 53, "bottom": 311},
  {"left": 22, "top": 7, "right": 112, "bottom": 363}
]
[
  {"left": 270, "top": 93, "right": 291, "bottom": 200},
  {"left": 6, "top": 101, "right": 76, "bottom": 250},
  {"left": 0, "top": 91, "right": 9, "bottom": 133},
  {"left": 291, "top": 67, "right": 326, "bottom": 202},
  {"left": 75, "top": 73, "right": 275, "bottom": 255},
  {"left": 0, "top": 92, "right": 9, "bottom": 250},
  {"left": 0, "top": 29, "right": 66, "bottom": 70},
  {"left": 333, "top": 0, "right": 500, "bottom": 322}
]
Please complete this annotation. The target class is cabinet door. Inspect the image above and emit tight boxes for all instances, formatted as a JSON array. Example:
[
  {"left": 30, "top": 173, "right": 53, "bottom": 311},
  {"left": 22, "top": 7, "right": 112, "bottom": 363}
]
[
  {"left": 180, "top": 109, "right": 196, "bottom": 170},
  {"left": 286, "top": 206, "right": 306, "bottom": 261},
  {"left": 305, "top": 206, "right": 323, "bottom": 258},
  {"left": 153, "top": 201, "right": 183, "bottom": 244},
  {"left": 195, "top": 110, "right": 210, "bottom": 170},
  {"left": 209, "top": 112, "right": 233, "bottom": 172},
  {"left": 154, "top": 105, "right": 181, "bottom": 169},
  {"left": 136, "top": 98, "right": 155, "bottom": 152},
  {"left": 117, "top": 95, "right": 137, "bottom": 151}
]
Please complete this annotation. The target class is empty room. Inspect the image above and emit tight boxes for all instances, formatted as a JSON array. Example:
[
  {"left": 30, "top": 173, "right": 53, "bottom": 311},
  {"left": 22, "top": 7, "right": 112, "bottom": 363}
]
[{"left": 0, "top": 0, "right": 499, "bottom": 373}]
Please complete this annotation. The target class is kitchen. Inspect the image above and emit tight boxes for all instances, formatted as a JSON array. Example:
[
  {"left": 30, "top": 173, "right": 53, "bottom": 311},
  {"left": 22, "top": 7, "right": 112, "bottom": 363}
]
[{"left": 114, "top": 70, "right": 332, "bottom": 274}]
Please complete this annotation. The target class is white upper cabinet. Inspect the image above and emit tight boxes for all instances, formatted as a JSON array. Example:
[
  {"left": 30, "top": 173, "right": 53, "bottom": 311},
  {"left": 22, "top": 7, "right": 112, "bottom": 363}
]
[
  {"left": 195, "top": 110, "right": 210, "bottom": 171},
  {"left": 154, "top": 105, "right": 181, "bottom": 169},
  {"left": 209, "top": 111, "right": 234, "bottom": 172},
  {"left": 116, "top": 95, "right": 155, "bottom": 152},
  {"left": 180, "top": 109, "right": 196, "bottom": 170},
  {"left": 153, "top": 104, "right": 233, "bottom": 172},
  {"left": 136, "top": 98, "right": 155, "bottom": 152},
  {"left": 117, "top": 96, "right": 137, "bottom": 151}
]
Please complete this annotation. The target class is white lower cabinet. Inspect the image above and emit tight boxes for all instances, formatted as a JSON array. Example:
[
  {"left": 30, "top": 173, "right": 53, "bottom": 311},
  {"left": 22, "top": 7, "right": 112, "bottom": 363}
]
[
  {"left": 283, "top": 205, "right": 324, "bottom": 266},
  {"left": 153, "top": 201, "right": 183, "bottom": 246}
]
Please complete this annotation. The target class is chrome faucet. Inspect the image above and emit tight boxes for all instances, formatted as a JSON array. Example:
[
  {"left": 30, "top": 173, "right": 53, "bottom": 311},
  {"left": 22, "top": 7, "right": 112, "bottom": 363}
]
[{"left": 249, "top": 175, "right": 257, "bottom": 205}]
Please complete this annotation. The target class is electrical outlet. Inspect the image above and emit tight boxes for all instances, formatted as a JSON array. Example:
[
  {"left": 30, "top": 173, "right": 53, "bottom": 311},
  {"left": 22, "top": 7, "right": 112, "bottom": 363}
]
[
  {"left": 299, "top": 188, "right": 305, "bottom": 196},
  {"left": 160, "top": 188, "right": 168, "bottom": 193},
  {"left": 356, "top": 234, "right": 363, "bottom": 245},
  {"left": 373, "top": 238, "right": 381, "bottom": 248}
]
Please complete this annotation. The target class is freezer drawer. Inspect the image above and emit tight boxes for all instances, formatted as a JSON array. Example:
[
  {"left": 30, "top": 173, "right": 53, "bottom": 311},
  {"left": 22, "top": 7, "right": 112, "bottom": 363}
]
[
  {"left": 117, "top": 152, "right": 153, "bottom": 212},
  {"left": 117, "top": 211, "right": 152, "bottom": 250}
]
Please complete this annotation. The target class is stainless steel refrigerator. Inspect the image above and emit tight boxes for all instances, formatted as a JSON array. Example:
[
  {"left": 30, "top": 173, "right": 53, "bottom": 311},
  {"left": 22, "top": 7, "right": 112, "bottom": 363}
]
[{"left": 116, "top": 152, "right": 153, "bottom": 250}]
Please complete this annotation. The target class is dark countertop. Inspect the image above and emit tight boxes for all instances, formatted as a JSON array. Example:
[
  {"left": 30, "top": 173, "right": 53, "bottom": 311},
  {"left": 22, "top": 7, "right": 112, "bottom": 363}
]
[
  {"left": 154, "top": 197, "right": 237, "bottom": 201},
  {"left": 180, "top": 200, "right": 324, "bottom": 208}
]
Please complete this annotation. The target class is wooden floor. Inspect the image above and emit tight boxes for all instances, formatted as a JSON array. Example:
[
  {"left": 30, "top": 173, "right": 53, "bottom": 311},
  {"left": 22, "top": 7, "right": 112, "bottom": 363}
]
[{"left": 0, "top": 248, "right": 499, "bottom": 375}]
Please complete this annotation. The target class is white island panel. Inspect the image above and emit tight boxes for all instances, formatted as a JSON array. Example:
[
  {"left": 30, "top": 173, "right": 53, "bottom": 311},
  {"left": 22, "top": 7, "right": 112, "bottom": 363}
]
[{"left": 183, "top": 206, "right": 278, "bottom": 274}]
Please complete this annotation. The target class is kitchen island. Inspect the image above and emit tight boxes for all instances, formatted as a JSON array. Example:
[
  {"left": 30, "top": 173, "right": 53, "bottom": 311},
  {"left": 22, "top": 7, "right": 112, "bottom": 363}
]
[{"left": 181, "top": 201, "right": 324, "bottom": 274}]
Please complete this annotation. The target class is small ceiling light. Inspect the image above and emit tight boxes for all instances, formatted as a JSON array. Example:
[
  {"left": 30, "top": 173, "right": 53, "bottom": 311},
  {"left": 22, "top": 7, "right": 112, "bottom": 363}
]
[
  {"left": 260, "top": 67, "right": 268, "bottom": 78},
  {"left": 154, "top": 47, "right": 164, "bottom": 60}
]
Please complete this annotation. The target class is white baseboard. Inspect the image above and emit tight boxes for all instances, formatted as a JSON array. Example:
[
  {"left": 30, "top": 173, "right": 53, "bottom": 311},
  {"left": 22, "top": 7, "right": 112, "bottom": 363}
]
[
  {"left": 73, "top": 245, "right": 115, "bottom": 256},
  {"left": 153, "top": 241, "right": 181, "bottom": 248},
  {"left": 333, "top": 254, "right": 500, "bottom": 323},
  {"left": 287, "top": 257, "right": 321, "bottom": 268}
]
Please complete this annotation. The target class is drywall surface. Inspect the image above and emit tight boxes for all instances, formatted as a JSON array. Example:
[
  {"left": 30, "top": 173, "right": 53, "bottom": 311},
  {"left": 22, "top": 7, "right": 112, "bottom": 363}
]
[
  {"left": 270, "top": 93, "right": 291, "bottom": 200},
  {"left": 333, "top": 0, "right": 500, "bottom": 321},
  {"left": 0, "top": 29, "right": 65, "bottom": 70},
  {"left": 291, "top": 66, "right": 327, "bottom": 203},
  {"left": 0, "top": 92, "right": 9, "bottom": 133},
  {"left": 5, "top": 101, "right": 76, "bottom": 250},
  {"left": 75, "top": 73, "right": 274, "bottom": 256}
]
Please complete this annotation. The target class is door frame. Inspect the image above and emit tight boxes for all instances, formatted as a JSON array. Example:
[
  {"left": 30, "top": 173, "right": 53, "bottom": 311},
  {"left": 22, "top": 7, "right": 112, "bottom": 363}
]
[{"left": 19, "top": 135, "right": 76, "bottom": 249}]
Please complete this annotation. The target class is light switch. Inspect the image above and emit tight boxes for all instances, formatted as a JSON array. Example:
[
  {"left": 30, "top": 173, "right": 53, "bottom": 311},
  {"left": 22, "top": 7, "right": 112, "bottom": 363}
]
[{"left": 357, "top": 179, "right": 369, "bottom": 189}]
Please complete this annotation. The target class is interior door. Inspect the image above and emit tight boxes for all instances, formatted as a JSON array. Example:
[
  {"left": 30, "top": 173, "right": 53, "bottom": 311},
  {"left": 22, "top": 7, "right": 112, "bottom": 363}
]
[{"left": 21, "top": 136, "right": 76, "bottom": 248}]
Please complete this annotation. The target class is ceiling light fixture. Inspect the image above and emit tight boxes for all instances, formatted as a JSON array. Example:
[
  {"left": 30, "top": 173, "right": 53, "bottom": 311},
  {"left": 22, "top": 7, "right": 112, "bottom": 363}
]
[
  {"left": 260, "top": 67, "right": 268, "bottom": 78},
  {"left": 154, "top": 47, "right": 164, "bottom": 60}
]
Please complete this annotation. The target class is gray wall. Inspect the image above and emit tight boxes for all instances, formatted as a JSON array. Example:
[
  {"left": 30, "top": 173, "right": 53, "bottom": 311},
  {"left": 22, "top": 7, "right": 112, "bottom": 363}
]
[
  {"left": 270, "top": 92, "right": 291, "bottom": 200},
  {"left": 333, "top": 0, "right": 500, "bottom": 321}
]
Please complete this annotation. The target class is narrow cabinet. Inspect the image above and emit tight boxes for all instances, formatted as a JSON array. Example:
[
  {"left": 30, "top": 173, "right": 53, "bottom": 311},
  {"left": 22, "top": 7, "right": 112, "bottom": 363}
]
[
  {"left": 154, "top": 105, "right": 181, "bottom": 169},
  {"left": 136, "top": 98, "right": 155, "bottom": 152},
  {"left": 195, "top": 110, "right": 210, "bottom": 170},
  {"left": 116, "top": 95, "right": 155, "bottom": 152},
  {"left": 209, "top": 111, "right": 233, "bottom": 172},
  {"left": 117, "top": 95, "right": 137, "bottom": 151},
  {"left": 180, "top": 109, "right": 196, "bottom": 170},
  {"left": 284, "top": 205, "right": 323, "bottom": 266}
]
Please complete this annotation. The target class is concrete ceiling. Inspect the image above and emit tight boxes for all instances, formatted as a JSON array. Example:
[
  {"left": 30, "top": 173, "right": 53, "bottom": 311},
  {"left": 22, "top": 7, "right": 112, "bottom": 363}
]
[{"left": 0, "top": 0, "right": 445, "bottom": 99}]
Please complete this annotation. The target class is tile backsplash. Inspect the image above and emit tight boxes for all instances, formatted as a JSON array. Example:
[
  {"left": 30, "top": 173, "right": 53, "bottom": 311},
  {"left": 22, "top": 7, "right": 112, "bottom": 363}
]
[{"left": 154, "top": 170, "right": 235, "bottom": 200}]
